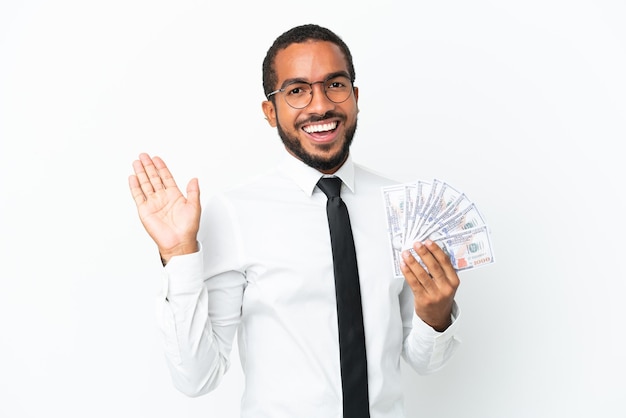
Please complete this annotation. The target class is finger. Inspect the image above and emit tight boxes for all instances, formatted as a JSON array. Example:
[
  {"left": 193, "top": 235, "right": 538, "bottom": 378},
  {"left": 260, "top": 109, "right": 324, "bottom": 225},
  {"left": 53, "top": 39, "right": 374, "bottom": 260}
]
[
  {"left": 152, "top": 156, "right": 179, "bottom": 190},
  {"left": 400, "top": 247, "right": 433, "bottom": 293},
  {"left": 128, "top": 174, "right": 146, "bottom": 206},
  {"left": 138, "top": 153, "right": 165, "bottom": 192},
  {"left": 409, "top": 241, "right": 456, "bottom": 294},
  {"left": 186, "top": 178, "right": 200, "bottom": 207},
  {"left": 132, "top": 158, "right": 155, "bottom": 196},
  {"left": 399, "top": 252, "right": 421, "bottom": 293},
  {"left": 413, "top": 241, "right": 446, "bottom": 282},
  {"left": 424, "top": 240, "right": 460, "bottom": 288}
]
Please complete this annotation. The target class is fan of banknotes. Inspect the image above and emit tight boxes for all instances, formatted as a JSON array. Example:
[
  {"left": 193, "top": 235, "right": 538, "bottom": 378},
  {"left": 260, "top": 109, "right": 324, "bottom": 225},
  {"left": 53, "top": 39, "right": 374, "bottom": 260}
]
[{"left": 382, "top": 179, "right": 495, "bottom": 278}]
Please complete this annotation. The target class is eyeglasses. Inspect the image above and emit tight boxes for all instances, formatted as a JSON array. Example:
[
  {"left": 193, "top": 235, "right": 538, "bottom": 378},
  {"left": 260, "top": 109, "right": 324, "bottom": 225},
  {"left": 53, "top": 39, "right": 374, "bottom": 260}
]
[{"left": 266, "top": 75, "right": 354, "bottom": 109}]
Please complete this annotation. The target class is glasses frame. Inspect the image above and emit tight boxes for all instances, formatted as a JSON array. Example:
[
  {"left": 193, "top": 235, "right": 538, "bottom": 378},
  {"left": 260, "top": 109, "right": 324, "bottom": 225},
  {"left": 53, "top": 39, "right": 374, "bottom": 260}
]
[{"left": 266, "top": 73, "right": 355, "bottom": 109}]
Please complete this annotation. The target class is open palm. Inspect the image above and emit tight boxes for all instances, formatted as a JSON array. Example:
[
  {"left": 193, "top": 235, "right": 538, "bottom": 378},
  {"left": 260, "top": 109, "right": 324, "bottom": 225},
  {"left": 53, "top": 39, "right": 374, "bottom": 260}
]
[{"left": 129, "top": 153, "right": 200, "bottom": 261}]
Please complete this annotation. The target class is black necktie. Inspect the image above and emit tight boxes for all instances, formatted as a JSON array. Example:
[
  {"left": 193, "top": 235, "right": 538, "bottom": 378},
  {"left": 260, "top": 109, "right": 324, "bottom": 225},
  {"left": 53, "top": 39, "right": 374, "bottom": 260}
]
[{"left": 317, "top": 177, "right": 370, "bottom": 418}]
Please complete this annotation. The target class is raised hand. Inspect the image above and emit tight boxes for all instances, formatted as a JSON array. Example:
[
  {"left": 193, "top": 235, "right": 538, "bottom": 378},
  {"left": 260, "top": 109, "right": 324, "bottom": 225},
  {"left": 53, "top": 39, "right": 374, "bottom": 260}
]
[
  {"left": 400, "top": 240, "right": 460, "bottom": 332},
  {"left": 129, "top": 153, "right": 201, "bottom": 264}
]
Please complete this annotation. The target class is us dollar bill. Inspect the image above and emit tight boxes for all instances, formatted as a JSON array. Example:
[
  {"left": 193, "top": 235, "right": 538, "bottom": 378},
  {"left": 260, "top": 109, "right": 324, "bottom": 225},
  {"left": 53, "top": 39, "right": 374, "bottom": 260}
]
[
  {"left": 382, "top": 180, "right": 494, "bottom": 277},
  {"left": 412, "top": 181, "right": 463, "bottom": 243},
  {"left": 434, "top": 224, "right": 495, "bottom": 271},
  {"left": 382, "top": 185, "right": 407, "bottom": 278}
]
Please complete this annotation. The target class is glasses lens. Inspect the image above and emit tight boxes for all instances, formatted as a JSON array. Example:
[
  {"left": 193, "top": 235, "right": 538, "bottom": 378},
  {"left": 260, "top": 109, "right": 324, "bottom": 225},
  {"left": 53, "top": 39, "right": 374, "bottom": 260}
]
[
  {"left": 284, "top": 83, "right": 313, "bottom": 109},
  {"left": 324, "top": 76, "right": 352, "bottom": 104}
]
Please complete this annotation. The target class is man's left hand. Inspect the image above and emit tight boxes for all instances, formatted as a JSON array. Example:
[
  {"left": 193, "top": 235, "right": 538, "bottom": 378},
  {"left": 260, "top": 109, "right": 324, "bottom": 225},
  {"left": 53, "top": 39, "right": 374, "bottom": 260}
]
[{"left": 400, "top": 240, "right": 460, "bottom": 332}]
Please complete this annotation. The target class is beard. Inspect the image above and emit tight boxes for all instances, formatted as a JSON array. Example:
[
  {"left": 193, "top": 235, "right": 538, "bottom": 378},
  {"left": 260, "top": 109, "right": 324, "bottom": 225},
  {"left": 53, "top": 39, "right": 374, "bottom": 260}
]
[{"left": 276, "top": 112, "right": 358, "bottom": 172}]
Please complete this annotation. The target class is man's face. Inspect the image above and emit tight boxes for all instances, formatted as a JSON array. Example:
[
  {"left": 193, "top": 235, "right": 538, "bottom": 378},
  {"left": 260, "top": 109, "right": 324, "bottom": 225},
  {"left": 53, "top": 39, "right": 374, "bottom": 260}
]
[{"left": 262, "top": 41, "right": 359, "bottom": 174}]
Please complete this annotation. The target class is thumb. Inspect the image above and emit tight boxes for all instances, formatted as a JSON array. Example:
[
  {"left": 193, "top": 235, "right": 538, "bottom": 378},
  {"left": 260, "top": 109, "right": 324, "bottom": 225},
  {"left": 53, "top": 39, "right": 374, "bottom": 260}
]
[{"left": 186, "top": 178, "right": 200, "bottom": 206}]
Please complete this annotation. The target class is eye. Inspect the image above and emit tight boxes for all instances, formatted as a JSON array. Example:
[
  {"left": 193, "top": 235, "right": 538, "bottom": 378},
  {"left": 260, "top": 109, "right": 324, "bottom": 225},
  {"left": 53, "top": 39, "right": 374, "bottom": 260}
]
[
  {"left": 286, "top": 83, "right": 310, "bottom": 96},
  {"left": 326, "top": 77, "right": 350, "bottom": 90}
]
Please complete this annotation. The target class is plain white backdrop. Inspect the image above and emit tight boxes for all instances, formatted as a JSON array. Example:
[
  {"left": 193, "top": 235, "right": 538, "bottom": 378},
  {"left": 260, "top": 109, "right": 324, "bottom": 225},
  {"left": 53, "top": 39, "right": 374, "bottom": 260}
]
[{"left": 1, "top": 1, "right": 624, "bottom": 417}]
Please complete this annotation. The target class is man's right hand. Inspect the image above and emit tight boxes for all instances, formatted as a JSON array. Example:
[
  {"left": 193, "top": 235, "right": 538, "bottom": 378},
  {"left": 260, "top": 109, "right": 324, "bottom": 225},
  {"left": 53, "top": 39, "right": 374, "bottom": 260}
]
[{"left": 129, "top": 153, "right": 200, "bottom": 264}]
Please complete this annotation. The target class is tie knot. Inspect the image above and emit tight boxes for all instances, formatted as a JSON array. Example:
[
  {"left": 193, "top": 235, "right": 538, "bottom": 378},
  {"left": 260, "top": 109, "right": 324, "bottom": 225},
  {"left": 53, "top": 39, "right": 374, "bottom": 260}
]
[{"left": 317, "top": 177, "right": 342, "bottom": 199}]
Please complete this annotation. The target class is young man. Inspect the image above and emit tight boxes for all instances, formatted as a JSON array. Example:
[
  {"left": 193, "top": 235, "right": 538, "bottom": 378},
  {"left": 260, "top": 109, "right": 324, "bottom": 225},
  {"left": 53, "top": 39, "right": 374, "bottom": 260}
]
[{"left": 129, "top": 24, "right": 460, "bottom": 418}]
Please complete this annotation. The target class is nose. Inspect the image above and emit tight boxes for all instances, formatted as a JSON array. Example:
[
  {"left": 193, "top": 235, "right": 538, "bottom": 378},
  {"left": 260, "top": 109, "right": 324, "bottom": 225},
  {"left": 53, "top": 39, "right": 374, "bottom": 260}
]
[{"left": 306, "top": 82, "right": 335, "bottom": 114}]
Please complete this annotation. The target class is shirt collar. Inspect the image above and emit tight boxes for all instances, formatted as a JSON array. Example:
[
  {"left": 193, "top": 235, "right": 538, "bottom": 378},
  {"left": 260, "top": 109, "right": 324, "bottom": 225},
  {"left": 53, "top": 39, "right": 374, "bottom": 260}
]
[{"left": 279, "top": 152, "right": 356, "bottom": 197}]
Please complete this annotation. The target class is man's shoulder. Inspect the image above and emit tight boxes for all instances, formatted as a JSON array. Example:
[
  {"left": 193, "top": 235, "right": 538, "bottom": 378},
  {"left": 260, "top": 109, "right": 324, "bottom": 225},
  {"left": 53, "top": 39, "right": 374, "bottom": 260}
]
[
  {"left": 353, "top": 163, "right": 398, "bottom": 187},
  {"left": 208, "top": 166, "right": 297, "bottom": 205}
]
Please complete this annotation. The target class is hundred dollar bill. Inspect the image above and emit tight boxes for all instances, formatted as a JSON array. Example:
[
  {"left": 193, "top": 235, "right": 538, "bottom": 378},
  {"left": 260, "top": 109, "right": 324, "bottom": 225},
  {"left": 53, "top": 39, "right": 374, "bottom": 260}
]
[
  {"left": 419, "top": 195, "right": 478, "bottom": 240},
  {"left": 403, "top": 183, "right": 417, "bottom": 245},
  {"left": 405, "top": 180, "right": 434, "bottom": 247},
  {"left": 433, "top": 224, "right": 495, "bottom": 271},
  {"left": 411, "top": 181, "right": 463, "bottom": 243},
  {"left": 425, "top": 202, "right": 487, "bottom": 240},
  {"left": 382, "top": 185, "right": 408, "bottom": 278},
  {"left": 417, "top": 193, "right": 471, "bottom": 240}
]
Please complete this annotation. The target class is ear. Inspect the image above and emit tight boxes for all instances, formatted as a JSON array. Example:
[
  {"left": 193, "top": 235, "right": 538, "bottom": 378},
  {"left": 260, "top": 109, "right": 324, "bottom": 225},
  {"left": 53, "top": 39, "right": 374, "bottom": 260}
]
[
  {"left": 262, "top": 100, "right": 277, "bottom": 127},
  {"left": 353, "top": 86, "right": 359, "bottom": 113}
]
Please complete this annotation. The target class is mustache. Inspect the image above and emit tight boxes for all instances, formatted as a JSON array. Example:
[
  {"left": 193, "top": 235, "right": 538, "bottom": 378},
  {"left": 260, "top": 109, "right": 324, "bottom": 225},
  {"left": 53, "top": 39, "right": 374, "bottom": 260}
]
[{"left": 296, "top": 111, "right": 345, "bottom": 128}]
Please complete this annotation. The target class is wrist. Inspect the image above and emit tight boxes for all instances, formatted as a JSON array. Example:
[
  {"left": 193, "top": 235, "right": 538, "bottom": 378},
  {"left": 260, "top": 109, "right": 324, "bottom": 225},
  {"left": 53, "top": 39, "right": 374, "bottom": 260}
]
[
  {"left": 431, "top": 317, "right": 452, "bottom": 333},
  {"left": 159, "top": 241, "right": 198, "bottom": 266}
]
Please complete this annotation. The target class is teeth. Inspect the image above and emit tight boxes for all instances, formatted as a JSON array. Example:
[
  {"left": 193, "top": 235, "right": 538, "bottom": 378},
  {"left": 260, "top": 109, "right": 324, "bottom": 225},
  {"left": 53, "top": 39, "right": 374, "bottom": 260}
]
[{"left": 303, "top": 121, "right": 337, "bottom": 133}]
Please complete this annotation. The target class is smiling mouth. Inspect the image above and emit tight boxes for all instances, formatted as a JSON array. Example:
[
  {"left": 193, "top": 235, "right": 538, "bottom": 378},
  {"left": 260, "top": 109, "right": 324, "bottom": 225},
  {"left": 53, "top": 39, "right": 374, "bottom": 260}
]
[{"left": 302, "top": 121, "right": 338, "bottom": 134}]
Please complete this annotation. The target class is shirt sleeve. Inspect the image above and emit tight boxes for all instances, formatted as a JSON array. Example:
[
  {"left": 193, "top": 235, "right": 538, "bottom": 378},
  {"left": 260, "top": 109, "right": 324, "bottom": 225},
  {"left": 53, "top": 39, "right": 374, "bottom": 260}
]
[
  {"left": 399, "top": 282, "right": 461, "bottom": 374},
  {"left": 155, "top": 194, "right": 246, "bottom": 397}
]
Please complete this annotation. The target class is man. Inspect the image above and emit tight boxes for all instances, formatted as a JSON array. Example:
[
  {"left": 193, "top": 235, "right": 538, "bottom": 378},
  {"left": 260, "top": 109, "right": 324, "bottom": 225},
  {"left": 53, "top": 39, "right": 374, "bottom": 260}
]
[{"left": 129, "top": 24, "right": 461, "bottom": 418}]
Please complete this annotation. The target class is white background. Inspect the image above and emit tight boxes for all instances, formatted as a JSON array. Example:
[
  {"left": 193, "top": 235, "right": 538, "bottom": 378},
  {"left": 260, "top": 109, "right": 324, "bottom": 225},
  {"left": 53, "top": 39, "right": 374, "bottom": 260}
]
[{"left": 1, "top": 1, "right": 624, "bottom": 417}]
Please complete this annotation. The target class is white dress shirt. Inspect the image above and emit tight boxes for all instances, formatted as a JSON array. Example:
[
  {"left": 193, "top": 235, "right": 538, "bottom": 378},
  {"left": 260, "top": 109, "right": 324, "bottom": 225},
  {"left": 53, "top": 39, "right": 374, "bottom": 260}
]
[{"left": 157, "top": 153, "right": 461, "bottom": 418}]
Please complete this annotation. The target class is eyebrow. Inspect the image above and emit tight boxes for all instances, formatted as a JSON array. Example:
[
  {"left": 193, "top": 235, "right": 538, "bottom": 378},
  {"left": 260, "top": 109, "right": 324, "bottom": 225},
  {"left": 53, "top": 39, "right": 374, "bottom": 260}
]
[{"left": 279, "top": 71, "right": 351, "bottom": 89}]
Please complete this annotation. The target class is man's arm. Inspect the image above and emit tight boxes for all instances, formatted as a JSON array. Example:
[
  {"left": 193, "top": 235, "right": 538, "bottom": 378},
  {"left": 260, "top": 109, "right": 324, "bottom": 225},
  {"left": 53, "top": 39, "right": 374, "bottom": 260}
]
[
  {"left": 158, "top": 249, "right": 245, "bottom": 396},
  {"left": 130, "top": 154, "right": 243, "bottom": 395},
  {"left": 399, "top": 239, "right": 461, "bottom": 373}
]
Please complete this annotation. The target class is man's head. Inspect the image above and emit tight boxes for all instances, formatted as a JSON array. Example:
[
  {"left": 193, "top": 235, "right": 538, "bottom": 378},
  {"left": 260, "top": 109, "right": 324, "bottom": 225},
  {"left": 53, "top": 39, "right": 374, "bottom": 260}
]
[
  {"left": 262, "top": 24, "right": 356, "bottom": 98},
  {"left": 261, "top": 24, "right": 359, "bottom": 174}
]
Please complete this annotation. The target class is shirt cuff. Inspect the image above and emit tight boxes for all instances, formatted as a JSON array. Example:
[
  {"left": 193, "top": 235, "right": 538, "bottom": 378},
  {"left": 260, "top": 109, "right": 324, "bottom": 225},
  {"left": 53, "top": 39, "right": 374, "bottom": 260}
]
[
  {"left": 161, "top": 242, "right": 204, "bottom": 296},
  {"left": 411, "top": 301, "right": 461, "bottom": 341}
]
